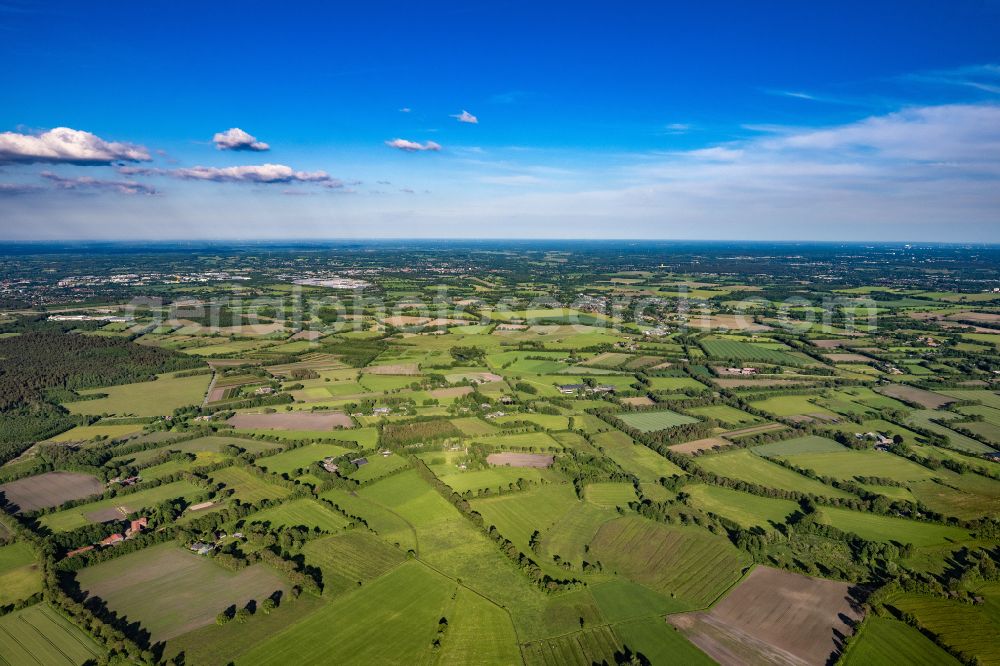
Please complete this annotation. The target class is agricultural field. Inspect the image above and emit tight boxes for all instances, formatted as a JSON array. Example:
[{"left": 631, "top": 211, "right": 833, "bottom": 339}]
[
  {"left": 0, "top": 540, "right": 41, "bottom": 604},
  {"left": 39, "top": 479, "right": 205, "bottom": 532},
  {"left": 255, "top": 443, "right": 353, "bottom": 476},
  {"left": 66, "top": 371, "right": 212, "bottom": 416},
  {"left": 669, "top": 566, "right": 863, "bottom": 666},
  {"left": 685, "top": 404, "right": 761, "bottom": 427},
  {"left": 0, "top": 471, "right": 103, "bottom": 512},
  {"left": 691, "top": 449, "right": 855, "bottom": 498},
  {"left": 0, "top": 604, "right": 104, "bottom": 665},
  {"left": 684, "top": 484, "right": 798, "bottom": 530},
  {"left": 841, "top": 616, "right": 961, "bottom": 666},
  {"left": 3, "top": 244, "right": 1000, "bottom": 664},
  {"left": 236, "top": 561, "right": 455, "bottom": 665},
  {"left": 616, "top": 409, "right": 700, "bottom": 432},
  {"left": 888, "top": 585, "right": 1000, "bottom": 665},
  {"left": 76, "top": 542, "right": 289, "bottom": 642},
  {"left": 588, "top": 517, "right": 750, "bottom": 608},
  {"left": 210, "top": 466, "right": 292, "bottom": 503},
  {"left": 246, "top": 498, "right": 349, "bottom": 532}
]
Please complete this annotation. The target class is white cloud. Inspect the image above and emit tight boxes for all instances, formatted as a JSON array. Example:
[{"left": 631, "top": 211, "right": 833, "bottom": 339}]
[
  {"left": 41, "top": 171, "right": 157, "bottom": 195},
  {"left": 399, "top": 107, "right": 412, "bottom": 113},
  {"left": 0, "top": 127, "right": 150, "bottom": 165},
  {"left": 451, "top": 110, "right": 478, "bottom": 124},
  {"left": 385, "top": 138, "right": 442, "bottom": 152},
  {"left": 662, "top": 123, "right": 690, "bottom": 134},
  {"left": 212, "top": 128, "right": 270, "bottom": 151},
  {"left": 120, "top": 164, "right": 334, "bottom": 184}
]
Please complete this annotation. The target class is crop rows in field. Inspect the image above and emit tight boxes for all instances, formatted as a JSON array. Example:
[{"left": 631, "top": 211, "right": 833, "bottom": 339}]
[
  {"left": 699, "top": 338, "right": 802, "bottom": 364},
  {"left": 0, "top": 603, "right": 103, "bottom": 665},
  {"left": 616, "top": 410, "right": 699, "bottom": 433},
  {"left": 521, "top": 625, "right": 623, "bottom": 666},
  {"left": 589, "top": 517, "right": 748, "bottom": 608}
]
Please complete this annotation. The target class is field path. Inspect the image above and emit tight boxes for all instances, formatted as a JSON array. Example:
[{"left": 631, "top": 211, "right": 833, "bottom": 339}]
[
  {"left": 202, "top": 371, "right": 218, "bottom": 407},
  {"left": 360, "top": 496, "right": 421, "bottom": 556}
]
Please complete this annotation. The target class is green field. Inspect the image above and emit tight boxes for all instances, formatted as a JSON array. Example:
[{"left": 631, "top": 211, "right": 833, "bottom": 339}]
[
  {"left": 700, "top": 338, "right": 803, "bottom": 364},
  {"left": 647, "top": 376, "right": 706, "bottom": 392},
  {"left": 233, "top": 427, "right": 379, "bottom": 447},
  {"left": 750, "top": 435, "right": 845, "bottom": 457},
  {"left": 591, "top": 429, "right": 685, "bottom": 481},
  {"left": 0, "top": 603, "right": 104, "bottom": 665},
  {"left": 685, "top": 484, "right": 798, "bottom": 530},
  {"left": 777, "top": 449, "right": 938, "bottom": 483},
  {"left": 692, "top": 449, "right": 854, "bottom": 498},
  {"left": 255, "top": 443, "right": 353, "bottom": 476},
  {"left": 211, "top": 466, "right": 292, "bottom": 503},
  {"left": 76, "top": 542, "right": 289, "bottom": 642},
  {"left": 66, "top": 371, "right": 211, "bottom": 416},
  {"left": 247, "top": 498, "right": 349, "bottom": 532},
  {"left": 686, "top": 404, "right": 761, "bottom": 427},
  {"left": 841, "top": 616, "right": 960, "bottom": 666},
  {"left": 584, "top": 482, "right": 638, "bottom": 508},
  {"left": 589, "top": 517, "right": 749, "bottom": 608},
  {"left": 46, "top": 423, "right": 144, "bottom": 443},
  {"left": 0, "top": 541, "right": 41, "bottom": 605},
  {"left": 616, "top": 409, "right": 700, "bottom": 432},
  {"left": 471, "top": 482, "right": 580, "bottom": 555},
  {"left": 301, "top": 530, "right": 407, "bottom": 596},
  {"left": 749, "top": 393, "right": 836, "bottom": 418},
  {"left": 348, "top": 453, "right": 411, "bottom": 481},
  {"left": 613, "top": 617, "right": 715, "bottom": 666},
  {"left": 816, "top": 506, "right": 970, "bottom": 547},
  {"left": 237, "top": 561, "right": 455, "bottom": 665},
  {"left": 889, "top": 585, "right": 1000, "bottom": 665},
  {"left": 522, "top": 625, "right": 623, "bottom": 666}
]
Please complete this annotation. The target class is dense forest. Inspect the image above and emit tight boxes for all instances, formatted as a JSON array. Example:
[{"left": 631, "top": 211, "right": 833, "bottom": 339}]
[{"left": 0, "top": 332, "right": 203, "bottom": 449}]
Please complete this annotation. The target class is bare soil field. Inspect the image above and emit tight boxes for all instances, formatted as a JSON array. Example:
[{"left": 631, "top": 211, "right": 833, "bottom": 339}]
[
  {"left": 877, "top": 384, "right": 955, "bottom": 409},
  {"left": 77, "top": 543, "right": 288, "bottom": 642},
  {"left": 0, "top": 472, "right": 103, "bottom": 512},
  {"left": 668, "top": 566, "right": 863, "bottom": 666},
  {"left": 383, "top": 315, "right": 430, "bottom": 326},
  {"left": 228, "top": 411, "right": 354, "bottom": 430},
  {"left": 621, "top": 396, "right": 656, "bottom": 407},
  {"left": 289, "top": 330, "right": 324, "bottom": 340},
  {"left": 429, "top": 386, "right": 474, "bottom": 398},
  {"left": 687, "top": 314, "right": 773, "bottom": 332},
  {"left": 362, "top": 363, "right": 420, "bottom": 375},
  {"left": 669, "top": 437, "right": 730, "bottom": 454},
  {"left": 810, "top": 339, "right": 850, "bottom": 348},
  {"left": 487, "top": 452, "right": 555, "bottom": 468},
  {"left": 944, "top": 311, "right": 1000, "bottom": 323}
]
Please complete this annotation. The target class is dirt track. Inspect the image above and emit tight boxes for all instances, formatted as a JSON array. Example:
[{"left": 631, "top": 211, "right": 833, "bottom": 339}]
[{"left": 228, "top": 411, "right": 354, "bottom": 430}]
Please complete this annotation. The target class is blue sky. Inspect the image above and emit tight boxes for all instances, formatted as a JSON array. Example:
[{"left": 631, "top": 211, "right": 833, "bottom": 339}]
[{"left": 1, "top": 1, "right": 999, "bottom": 240}]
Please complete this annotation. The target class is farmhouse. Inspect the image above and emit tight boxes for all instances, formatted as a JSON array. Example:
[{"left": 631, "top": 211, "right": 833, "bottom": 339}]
[
  {"left": 189, "top": 541, "right": 214, "bottom": 555},
  {"left": 100, "top": 533, "right": 124, "bottom": 547},
  {"left": 254, "top": 386, "right": 274, "bottom": 395},
  {"left": 321, "top": 457, "right": 339, "bottom": 473},
  {"left": 351, "top": 457, "right": 369, "bottom": 467},
  {"left": 125, "top": 516, "right": 148, "bottom": 538},
  {"left": 558, "top": 384, "right": 585, "bottom": 394},
  {"left": 372, "top": 407, "right": 392, "bottom": 416}
]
